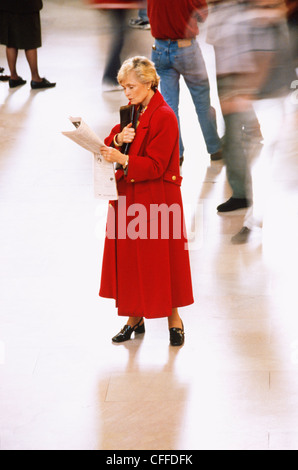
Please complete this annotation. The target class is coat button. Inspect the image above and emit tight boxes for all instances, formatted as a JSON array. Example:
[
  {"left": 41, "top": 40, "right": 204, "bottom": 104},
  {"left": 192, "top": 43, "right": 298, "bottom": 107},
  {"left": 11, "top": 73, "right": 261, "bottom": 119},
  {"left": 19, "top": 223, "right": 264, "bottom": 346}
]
[
  {"left": 130, "top": 179, "right": 135, "bottom": 183},
  {"left": 172, "top": 175, "right": 177, "bottom": 181}
]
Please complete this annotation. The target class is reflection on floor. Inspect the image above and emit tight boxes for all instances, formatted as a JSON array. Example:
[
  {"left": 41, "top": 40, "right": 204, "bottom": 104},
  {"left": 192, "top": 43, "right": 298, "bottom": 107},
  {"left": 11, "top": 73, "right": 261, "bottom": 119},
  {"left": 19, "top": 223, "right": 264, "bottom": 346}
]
[{"left": 0, "top": 0, "right": 298, "bottom": 450}]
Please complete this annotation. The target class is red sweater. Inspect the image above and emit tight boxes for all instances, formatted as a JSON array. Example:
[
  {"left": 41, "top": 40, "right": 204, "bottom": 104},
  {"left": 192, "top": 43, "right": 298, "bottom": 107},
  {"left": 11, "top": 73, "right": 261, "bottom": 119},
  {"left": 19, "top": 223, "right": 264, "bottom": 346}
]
[{"left": 147, "top": 0, "right": 208, "bottom": 40}]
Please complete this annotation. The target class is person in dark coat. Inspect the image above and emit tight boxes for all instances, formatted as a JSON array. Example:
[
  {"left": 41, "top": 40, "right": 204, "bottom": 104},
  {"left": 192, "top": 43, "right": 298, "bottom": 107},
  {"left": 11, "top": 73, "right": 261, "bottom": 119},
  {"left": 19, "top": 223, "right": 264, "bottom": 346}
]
[
  {"left": 0, "top": 0, "right": 55, "bottom": 89},
  {"left": 99, "top": 56, "right": 194, "bottom": 346}
]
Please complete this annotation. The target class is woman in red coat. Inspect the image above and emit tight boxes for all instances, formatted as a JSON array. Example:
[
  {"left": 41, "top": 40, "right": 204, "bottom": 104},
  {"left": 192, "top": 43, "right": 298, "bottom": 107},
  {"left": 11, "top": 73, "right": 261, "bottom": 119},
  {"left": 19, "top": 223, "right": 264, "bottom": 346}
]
[{"left": 99, "top": 56, "right": 194, "bottom": 346}]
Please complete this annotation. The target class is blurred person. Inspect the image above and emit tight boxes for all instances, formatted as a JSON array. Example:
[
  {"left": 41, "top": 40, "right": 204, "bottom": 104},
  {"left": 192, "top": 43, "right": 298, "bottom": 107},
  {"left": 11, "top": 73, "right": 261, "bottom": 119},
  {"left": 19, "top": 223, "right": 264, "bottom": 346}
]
[
  {"left": 99, "top": 56, "right": 194, "bottom": 346},
  {"left": 147, "top": 0, "right": 223, "bottom": 166},
  {"left": 0, "top": 0, "right": 56, "bottom": 89},
  {"left": 206, "top": 0, "right": 294, "bottom": 215},
  {"left": 232, "top": 0, "right": 296, "bottom": 243},
  {"left": 85, "top": 0, "right": 146, "bottom": 92}
]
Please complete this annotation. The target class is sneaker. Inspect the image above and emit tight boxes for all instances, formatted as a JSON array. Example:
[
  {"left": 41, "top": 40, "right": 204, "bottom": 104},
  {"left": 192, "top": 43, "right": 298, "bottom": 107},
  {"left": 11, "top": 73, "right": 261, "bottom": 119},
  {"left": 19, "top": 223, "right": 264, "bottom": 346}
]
[{"left": 129, "top": 18, "right": 151, "bottom": 30}]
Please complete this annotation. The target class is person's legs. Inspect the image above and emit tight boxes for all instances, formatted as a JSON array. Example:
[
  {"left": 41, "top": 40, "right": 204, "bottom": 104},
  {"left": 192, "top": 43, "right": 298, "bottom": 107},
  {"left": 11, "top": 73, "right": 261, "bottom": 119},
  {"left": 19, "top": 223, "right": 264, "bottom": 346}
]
[
  {"left": 6, "top": 47, "right": 19, "bottom": 80},
  {"left": 102, "top": 9, "right": 127, "bottom": 87},
  {"left": 152, "top": 41, "right": 184, "bottom": 158},
  {"left": 25, "top": 48, "right": 41, "bottom": 81},
  {"left": 127, "top": 316, "right": 143, "bottom": 327},
  {"left": 6, "top": 47, "right": 27, "bottom": 87},
  {"left": 168, "top": 308, "right": 182, "bottom": 329},
  {"left": 159, "top": 68, "right": 184, "bottom": 158},
  {"left": 222, "top": 110, "right": 253, "bottom": 200},
  {"left": 176, "top": 41, "right": 222, "bottom": 155}
]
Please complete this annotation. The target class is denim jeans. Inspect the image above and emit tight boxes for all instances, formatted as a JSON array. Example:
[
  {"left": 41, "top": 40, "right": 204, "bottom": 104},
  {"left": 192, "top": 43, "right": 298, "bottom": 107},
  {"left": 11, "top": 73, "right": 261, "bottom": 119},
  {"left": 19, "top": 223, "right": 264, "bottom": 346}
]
[
  {"left": 151, "top": 39, "right": 221, "bottom": 157},
  {"left": 138, "top": 8, "right": 149, "bottom": 23}
]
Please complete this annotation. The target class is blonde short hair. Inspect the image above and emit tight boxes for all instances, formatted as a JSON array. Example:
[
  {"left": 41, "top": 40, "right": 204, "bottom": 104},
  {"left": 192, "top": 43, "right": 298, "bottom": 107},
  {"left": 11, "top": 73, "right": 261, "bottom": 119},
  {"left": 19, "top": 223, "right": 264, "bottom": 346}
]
[{"left": 117, "top": 56, "right": 160, "bottom": 91}]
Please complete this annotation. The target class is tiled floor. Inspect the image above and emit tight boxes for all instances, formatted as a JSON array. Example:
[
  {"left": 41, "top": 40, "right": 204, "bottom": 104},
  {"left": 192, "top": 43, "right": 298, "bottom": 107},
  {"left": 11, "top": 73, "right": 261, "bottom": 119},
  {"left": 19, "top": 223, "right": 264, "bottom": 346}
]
[{"left": 0, "top": 0, "right": 298, "bottom": 450}]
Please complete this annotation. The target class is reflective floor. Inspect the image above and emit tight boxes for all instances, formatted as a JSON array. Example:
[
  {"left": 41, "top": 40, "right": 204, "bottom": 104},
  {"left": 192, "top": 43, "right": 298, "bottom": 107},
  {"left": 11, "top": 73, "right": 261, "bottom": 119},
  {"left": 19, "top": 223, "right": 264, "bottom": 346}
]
[{"left": 1, "top": 0, "right": 298, "bottom": 450}]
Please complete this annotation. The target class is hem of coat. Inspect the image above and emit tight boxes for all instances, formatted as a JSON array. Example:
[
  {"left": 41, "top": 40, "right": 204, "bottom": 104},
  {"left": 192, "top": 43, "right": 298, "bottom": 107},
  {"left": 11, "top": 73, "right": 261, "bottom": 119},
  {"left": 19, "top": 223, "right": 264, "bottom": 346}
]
[{"left": 99, "top": 293, "right": 194, "bottom": 319}]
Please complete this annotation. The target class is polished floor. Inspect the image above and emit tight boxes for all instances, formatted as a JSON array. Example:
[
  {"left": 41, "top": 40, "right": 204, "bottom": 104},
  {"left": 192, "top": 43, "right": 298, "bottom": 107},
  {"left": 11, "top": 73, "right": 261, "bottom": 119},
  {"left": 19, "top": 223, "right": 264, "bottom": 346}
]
[{"left": 1, "top": 0, "right": 298, "bottom": 450}]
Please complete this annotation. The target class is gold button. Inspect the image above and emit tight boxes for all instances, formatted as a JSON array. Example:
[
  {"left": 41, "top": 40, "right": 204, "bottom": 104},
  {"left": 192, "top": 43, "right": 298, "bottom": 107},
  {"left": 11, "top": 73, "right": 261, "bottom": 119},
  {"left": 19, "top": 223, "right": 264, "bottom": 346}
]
[
  {"left": 172, "top": 175, "right": 177, "bottom": 181},
  {"left": 130, "top": 179, "right": 135, "bottom": 183}
]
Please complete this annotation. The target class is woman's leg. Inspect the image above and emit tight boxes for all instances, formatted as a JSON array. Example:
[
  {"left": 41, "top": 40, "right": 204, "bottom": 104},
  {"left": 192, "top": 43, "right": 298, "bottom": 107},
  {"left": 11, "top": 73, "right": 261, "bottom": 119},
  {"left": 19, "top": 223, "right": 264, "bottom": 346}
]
[
  {"left": 126, "top": 316, "right": 143, "bottom": 327},
  {"left": 168, "top": 308, "right": 183, "bottom": 329},
  {"left": 6, "top": 47, "right": 19, "bottom": 80},
  {"left": 25, "top": 49, "right": 41, "bottom": 82}
]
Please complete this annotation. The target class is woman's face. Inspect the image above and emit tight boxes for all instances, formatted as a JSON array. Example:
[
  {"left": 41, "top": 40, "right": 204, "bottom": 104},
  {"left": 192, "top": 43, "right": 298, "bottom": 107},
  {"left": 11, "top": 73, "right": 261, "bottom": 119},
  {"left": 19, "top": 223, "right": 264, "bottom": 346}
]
[{"left": 121, "top": 71, "right": 153, "bottom": 107}]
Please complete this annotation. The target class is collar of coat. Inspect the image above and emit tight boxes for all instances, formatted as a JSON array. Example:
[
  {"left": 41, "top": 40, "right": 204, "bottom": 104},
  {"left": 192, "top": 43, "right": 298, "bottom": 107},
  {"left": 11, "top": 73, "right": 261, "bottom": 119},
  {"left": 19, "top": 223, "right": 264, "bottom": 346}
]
[
  {"left": 135, "top": 90, "right": 165, "bottom": 128},
  {"left": 129, "top": 90, "right": 166, "bottom": 154}
]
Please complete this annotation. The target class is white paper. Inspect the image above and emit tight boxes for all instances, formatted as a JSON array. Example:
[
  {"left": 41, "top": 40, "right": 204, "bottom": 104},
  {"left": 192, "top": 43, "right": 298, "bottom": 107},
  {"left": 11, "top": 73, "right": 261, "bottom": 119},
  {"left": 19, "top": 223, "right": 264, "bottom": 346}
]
[
  {"left": 93, "top": 153, "right": 118, "bottom": 200},
  {"left": 62, "top": 117, "right": 118, "bottom": 200}
]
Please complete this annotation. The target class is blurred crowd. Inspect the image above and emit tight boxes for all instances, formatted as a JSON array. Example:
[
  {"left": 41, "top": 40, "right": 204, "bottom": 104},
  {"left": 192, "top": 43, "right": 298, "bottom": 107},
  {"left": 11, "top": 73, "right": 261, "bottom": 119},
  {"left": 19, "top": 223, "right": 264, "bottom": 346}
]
[{"left": 1, "top": 0, "right": 297, "bottom": 245}]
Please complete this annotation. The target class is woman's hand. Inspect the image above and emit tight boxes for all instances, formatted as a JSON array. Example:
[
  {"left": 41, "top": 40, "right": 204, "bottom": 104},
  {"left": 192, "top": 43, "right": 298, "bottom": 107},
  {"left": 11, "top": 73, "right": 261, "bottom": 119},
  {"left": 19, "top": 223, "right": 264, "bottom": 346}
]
[
  {"left": 100, "top": 146, "right": 127, "bottom": 166},
  {"left": 117, "top": 123, "right": 136, "bottom": 146}
]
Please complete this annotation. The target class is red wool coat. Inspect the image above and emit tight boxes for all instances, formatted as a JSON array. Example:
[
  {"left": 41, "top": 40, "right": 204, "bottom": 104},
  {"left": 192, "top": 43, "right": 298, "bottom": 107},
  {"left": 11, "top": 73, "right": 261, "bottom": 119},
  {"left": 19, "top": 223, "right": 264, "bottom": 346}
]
[{"left": 99, "top": 91, "right": 194, "bottom": 319}]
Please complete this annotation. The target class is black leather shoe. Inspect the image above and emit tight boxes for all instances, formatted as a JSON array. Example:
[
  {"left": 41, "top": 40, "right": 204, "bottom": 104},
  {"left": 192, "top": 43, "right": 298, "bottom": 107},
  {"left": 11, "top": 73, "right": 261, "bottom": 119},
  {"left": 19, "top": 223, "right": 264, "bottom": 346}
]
[
  {"left": 169, "top": 321, "right": 185, "bottom": 347},
  {"left": 9, "top": 77, "right": 26, "bottom": 88},
  {"left": 112, "top": 318, "right": 145, "bottom": 343},
  {"left": 31, "top": 78, "right": 56, "bottom": 89},
  {"left": 217, "top": 197, "right": 251, "bottom": 213}
]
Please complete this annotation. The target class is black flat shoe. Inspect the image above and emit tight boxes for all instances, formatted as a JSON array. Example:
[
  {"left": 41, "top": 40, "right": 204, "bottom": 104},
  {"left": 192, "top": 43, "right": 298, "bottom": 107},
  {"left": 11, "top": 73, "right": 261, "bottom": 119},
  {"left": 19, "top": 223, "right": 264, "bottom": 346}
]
[
  {"left": 9, "top": 77, "right": 27, "bottom": 88},
  {"left": 112, "top": 318, "right": 145, "bottom": 343},
  {"left": 217, "top": 197, "right": 251, "bottom": 213},
  {"left": 31, "top": 78, "right": 56, "bottom": 89},
  {"left": 169, "top": 321, "right": 185, "bottom": 347}
]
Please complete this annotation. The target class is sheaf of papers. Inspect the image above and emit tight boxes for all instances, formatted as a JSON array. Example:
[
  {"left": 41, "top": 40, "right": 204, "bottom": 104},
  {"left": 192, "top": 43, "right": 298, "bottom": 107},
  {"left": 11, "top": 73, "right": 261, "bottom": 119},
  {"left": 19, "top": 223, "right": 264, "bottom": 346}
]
[{"left": 62, "top": 116, "right": 118, "bottom": 200}]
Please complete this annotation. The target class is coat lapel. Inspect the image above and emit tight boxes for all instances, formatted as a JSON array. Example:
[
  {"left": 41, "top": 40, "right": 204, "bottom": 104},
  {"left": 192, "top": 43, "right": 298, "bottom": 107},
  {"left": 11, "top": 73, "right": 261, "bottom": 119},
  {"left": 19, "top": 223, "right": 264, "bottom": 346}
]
[{"left": 130, "top": 91, "right": 165, "bottom": 156}]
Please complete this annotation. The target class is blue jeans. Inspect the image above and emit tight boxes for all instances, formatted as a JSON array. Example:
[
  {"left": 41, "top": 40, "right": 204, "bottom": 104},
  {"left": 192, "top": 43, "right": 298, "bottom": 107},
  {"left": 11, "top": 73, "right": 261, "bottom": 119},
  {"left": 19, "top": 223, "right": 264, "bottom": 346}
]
[
  {"left": 138, "top": 9, "right": 149, "bottom": 22},
  {"left": 151, "top": 39, "right": 221, "bottom": 157}
]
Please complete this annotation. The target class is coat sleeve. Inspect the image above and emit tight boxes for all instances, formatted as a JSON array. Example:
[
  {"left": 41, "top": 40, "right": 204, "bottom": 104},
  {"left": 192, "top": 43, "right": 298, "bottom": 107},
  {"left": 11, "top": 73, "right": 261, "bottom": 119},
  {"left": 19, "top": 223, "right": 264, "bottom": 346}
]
[
  {"left": 104, "top": 124, "right": 121, "bottom": 147},
  {"left": 126, "top": 107, "right": 179, "bottom": 183}
]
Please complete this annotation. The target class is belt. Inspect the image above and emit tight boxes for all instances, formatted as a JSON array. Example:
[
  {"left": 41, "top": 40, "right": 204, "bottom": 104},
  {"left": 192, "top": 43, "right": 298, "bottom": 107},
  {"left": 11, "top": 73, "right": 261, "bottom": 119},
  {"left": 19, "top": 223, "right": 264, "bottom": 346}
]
[{"left": 153, "top": 38, "right": 194, "bottom": 49}]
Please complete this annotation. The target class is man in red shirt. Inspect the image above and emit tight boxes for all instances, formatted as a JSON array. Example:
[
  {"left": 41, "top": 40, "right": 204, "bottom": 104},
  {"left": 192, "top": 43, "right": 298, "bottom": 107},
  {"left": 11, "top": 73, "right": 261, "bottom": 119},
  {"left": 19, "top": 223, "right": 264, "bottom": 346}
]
[{"left": 147, "top": 0, "right": 222, "bottom": 165}]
